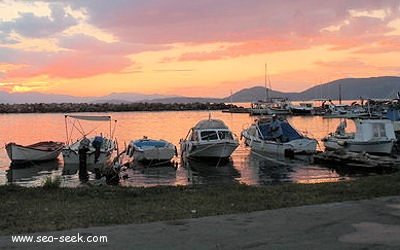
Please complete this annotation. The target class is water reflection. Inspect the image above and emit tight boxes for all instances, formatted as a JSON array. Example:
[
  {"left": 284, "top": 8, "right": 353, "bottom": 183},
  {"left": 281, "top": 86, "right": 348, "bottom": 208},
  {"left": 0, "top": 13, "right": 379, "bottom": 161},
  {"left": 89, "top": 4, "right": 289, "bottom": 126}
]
[
  {"left": 120, "top": 162, "right": 185, "bottom": 187},
  {"left": 0, "top": 111, "right": 397, "bottom": 187},
  {"left": 238, "top": 150, "right": 347, "bottom": 185},
  {"left": 324, "top": 163, "right": 398, "bottom": 179},
  {"left": 6, "top": 159, "right": 62, "bottom": 186},
  {"left": 246, "top": 151, "right": 296, "bottom": 185},
  {"left": 182, "top": 158, "right": 240, "bottom": 185}
]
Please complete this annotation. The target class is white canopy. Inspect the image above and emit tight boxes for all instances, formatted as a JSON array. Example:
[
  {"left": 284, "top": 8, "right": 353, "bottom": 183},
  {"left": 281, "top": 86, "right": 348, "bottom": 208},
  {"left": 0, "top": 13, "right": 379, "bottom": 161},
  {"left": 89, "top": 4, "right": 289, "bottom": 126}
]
[{"left": 65, "top": 115, "right": 111, "bottom": 121}]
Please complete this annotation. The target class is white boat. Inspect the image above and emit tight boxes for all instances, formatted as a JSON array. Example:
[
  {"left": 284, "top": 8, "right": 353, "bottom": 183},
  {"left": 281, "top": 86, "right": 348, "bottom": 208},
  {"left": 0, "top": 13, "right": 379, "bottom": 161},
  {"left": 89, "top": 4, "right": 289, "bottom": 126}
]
[
  {"left": 322, "top": 119, "right": 397, "bottom": 155},
  {"left": 241, "top": 116, "right": 318, "bottom": 155},
  {"left": 5, "top": 141, "right": 64, "bottom": 163},
  {"left": 62, "top": 115, "right": 117, "bottom": 165},
  {"left": 249, "top": 101, "right": 272, "bottom": 116},
  {"left": 127, "top": 137, "right": 177, "bottom": 163},
  {"left": 289, "top": 102, "right": 315, "bottom": 115},
  {"left": 180, "top": 118, "right": 239, "bottom": 159},
  {"left": 249, "top": 98, "right": 290, "bottom": 116}
]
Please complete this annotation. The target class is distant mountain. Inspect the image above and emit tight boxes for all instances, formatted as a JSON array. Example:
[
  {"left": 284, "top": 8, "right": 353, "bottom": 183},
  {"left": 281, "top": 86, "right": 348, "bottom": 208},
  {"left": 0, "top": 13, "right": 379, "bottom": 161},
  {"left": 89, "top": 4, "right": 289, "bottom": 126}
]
[
  {"left": 221, "top": 86, "right": 290, "bottom": 103},
  {"left": 146, "top": 96, "right": 222, "bottom": 104},
  {"left": 293, "top": 76, "right": 400, "bottom": 101},
  {"left": 223, "top": 76, "right": 400, "bottom": 102},
  {"left": 0, "top": 91, "right": 89, "bottom": 103},
  {"left": 94, "top": 93, "right": 181, "bottom": 103},
  {"left": 1, "top": 76, "right": 399, "bottom": 104},
  {"left": 0, "top": 91, "right": 180, "bottom": 104}
]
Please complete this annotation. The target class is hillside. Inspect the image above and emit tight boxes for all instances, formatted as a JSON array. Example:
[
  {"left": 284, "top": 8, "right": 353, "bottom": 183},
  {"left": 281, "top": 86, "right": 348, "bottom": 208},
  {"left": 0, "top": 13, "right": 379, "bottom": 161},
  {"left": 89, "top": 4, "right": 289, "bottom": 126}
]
[
  {"left": 295, "top": 76, "right": 400, "bottom": 101},
  {"left": 224, "top": 76, "right": 400, "bottom": 102},
  {"left": 221, "top": 86, "right": 290, "bottom": 103}
]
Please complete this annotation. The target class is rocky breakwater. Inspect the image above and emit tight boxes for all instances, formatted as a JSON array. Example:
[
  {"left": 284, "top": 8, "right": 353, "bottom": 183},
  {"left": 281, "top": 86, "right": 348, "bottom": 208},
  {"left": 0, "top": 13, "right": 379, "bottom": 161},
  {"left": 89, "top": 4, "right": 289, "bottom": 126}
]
[{"left": 0, "top": 102, "right": 237, "bottom": 114}]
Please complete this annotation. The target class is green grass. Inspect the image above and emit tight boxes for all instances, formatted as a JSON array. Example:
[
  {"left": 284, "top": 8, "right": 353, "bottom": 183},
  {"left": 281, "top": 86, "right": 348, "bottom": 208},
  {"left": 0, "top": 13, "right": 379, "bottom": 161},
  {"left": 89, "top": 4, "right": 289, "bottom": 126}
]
[{"left": 1, "top": 172, "right": 400, "bottom": 235}]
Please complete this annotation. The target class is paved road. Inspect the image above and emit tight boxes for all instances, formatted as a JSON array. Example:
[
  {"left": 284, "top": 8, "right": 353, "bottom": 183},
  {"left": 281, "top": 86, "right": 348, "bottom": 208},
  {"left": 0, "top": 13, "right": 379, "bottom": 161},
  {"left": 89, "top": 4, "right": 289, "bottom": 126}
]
[{"left": 1, "top": 196, "right": 400, "bottom": 250}]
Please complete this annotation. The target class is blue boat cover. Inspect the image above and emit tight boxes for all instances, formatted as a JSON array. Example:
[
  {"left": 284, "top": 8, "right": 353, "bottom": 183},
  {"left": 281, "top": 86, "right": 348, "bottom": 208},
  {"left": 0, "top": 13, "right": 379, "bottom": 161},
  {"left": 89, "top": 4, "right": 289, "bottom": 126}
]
[
  {"left": 258, "top": 122, "right": 303, "bottom": 141},
  {"left": 387, "top": 108, "right": 400, "bottom": 121},
  {"left": 134, "top": 140, "right": 167, "bottom": 148}
]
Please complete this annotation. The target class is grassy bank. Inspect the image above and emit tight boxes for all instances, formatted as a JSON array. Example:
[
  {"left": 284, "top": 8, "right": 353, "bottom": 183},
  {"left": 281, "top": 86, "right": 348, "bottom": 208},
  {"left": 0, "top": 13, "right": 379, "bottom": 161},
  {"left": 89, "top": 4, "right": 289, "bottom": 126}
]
[{"left": 1, "top": 172, "right": 400, "bottom": 235}]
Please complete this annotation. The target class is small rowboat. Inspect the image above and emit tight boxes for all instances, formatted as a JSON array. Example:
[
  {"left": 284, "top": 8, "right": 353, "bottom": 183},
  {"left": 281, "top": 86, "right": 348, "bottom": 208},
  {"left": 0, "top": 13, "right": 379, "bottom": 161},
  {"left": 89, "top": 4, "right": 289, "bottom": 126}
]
[{"left": 5, "top": 141, "right": 64, "bottom": 163}]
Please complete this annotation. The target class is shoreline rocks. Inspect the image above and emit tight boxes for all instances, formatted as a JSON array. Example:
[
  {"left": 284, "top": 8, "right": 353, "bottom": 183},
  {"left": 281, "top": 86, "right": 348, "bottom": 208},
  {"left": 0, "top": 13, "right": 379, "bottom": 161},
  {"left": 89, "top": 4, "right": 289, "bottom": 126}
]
[{"left": 0, "top": 102, "right": 238, "bottom": 114}]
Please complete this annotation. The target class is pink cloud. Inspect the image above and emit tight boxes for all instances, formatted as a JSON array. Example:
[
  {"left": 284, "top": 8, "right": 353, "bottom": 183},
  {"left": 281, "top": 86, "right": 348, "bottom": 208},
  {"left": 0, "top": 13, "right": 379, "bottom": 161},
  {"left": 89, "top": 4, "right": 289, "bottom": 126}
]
[
  {"left": 38, "top": 53, "right": 132, "bottom": 79},
  {"left": 4, "top": 50, "right": 132, "bottom": 79},
  {"left": 77, "top": 0, "right": 398, "bottom": 45},
  {"left": 168, "top": 39, "right": 311, "bottom": 62},
  {"left": 58, "top": 34, "right": 169, "bottom": 55}
]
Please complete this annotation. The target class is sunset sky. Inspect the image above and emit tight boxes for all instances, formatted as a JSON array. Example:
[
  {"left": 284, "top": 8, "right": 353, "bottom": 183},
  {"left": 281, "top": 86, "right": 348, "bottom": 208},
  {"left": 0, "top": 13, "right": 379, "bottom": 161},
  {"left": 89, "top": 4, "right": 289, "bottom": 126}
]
[{"left": 1, "top": 0, "right": 400, "bottom": 98}]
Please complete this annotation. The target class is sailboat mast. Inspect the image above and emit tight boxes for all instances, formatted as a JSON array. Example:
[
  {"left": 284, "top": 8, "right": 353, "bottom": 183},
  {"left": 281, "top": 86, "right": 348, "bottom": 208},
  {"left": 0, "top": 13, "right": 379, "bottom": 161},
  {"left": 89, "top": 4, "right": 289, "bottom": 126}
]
[{"left": 265, "top": 63, "right": 269, "bottom": 101}]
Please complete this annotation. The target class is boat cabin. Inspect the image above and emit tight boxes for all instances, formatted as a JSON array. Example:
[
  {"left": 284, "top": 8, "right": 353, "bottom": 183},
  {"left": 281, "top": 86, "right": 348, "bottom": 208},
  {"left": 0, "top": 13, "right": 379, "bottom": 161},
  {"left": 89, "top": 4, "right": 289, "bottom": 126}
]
[
  {"left": 353, "top": 119, "right": 396, "bottom": 141},
  {"left": 189, "top": 129, "right": 235, "bottom": 142}
]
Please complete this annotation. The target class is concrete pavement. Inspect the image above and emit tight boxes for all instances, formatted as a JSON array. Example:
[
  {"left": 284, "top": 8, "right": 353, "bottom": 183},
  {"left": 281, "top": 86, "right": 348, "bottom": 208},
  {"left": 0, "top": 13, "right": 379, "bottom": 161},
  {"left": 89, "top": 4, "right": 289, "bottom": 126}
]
[{"left": 1, "top": 196, "right": 400, "bottom": 250}]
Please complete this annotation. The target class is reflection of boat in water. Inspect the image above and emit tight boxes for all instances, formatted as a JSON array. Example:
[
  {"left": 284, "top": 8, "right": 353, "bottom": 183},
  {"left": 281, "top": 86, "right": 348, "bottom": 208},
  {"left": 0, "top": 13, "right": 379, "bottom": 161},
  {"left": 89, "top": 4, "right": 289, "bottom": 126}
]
[
  {"left": 120, "top": 164, "right": 179, "bottom": 187},
  {"left": 5, "top": 141, "right": 64, "bottom": 163},
  {"left": 181, "top": 158, "right": 240, "bottom": 185},
  {"left": 246, "top": 151, "right": 330, "bottom": 184},
  {"left": 246, "top": 151, "right": 295, "bottom": 184},
  {"left": 6, "top": 159, "right": 61, "bottom": 185}
]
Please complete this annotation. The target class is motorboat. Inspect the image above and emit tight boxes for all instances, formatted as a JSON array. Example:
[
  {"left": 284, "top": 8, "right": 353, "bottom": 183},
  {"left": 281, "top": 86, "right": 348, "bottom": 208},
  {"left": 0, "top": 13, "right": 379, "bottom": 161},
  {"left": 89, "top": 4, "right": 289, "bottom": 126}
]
[
  {"left": 5, "top": 141, "right": 64, "bottom": 163},
  {"left": 241, "top": 116, "right": 318, "bottom": 155},
  {"left": 249, "top": 101, "right": 272, "bottom": 116},
  {"left": 62, "top": 115, "right": 117, "bottom": 165},
  {"left": 322, "top": 119, "right": 397, "bottom": 155},
  {"left": 127, "top": 136, "right": 177, "bottom": 163},
  {"left": 289, "top": 102, "right": 315, "bottom": 115},
  {"left": 249, "top": 98, "right": 291, "bottom": 116},
  {"left": 180, "top": 118, "right": 239, "bottom": 159}
]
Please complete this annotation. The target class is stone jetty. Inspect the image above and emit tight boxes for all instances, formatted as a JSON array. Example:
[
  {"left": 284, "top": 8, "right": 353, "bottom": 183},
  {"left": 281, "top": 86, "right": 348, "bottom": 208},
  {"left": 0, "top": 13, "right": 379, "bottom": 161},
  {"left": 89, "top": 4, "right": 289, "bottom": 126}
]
[{"left": 0, "top": 102, "right": 237, "bottom": 114}]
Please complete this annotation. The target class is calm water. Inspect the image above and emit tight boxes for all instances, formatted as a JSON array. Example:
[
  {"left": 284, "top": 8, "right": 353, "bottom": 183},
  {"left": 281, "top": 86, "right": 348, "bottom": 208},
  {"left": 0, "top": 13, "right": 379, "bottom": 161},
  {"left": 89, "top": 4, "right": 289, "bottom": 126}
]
[{"left": 0, "top": 110, "right": 373, "bottom": 187}]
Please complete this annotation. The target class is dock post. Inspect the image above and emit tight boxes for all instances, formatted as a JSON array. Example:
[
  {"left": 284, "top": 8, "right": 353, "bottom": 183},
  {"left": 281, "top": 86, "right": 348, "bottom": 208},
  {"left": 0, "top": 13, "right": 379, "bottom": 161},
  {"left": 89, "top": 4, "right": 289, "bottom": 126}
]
[{"left": 78, "top": 138, "right": 90, "bottom": 183}]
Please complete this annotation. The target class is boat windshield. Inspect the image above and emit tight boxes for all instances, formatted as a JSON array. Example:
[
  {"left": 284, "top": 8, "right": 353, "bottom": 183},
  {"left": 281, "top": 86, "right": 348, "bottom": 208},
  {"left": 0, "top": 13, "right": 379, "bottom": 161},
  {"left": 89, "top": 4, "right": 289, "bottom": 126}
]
[
  {"left": 218, "top": 131, "right": 234, "bottom": 140},
  {"left": 200, "top": 131, "right": 219, "bottom": 141},
  {"left": 200, "top": 130, "right": 234, "bottom": 141}
]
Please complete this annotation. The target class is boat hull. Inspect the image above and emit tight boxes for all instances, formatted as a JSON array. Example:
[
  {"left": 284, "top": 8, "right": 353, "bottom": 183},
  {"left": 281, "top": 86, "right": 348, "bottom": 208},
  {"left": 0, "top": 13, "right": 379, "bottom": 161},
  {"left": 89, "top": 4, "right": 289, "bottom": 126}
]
[
  {"left": 242, "top": 134, "right": 317, "bottom": 155},
  {"left": 289, "top": 107, "right": 314, "bottom": 115},
  {"left": 323, "top": 138, "right": 395, "bottom": 155},
  {"left": 180, "top": 141, "right": 239, "bottom": 159},
  {"left": 62, "top": 139, "right": 115, "bottom": 165},
  {"left": 62, "top": 148, "right": 113, "bottom": 165},
  {"left": 129, "top": 139, "right": 176, "bottom": 162},
  {"left": 5, "top": 141, "right": 64, "bottom": 162},
  {"left": 133, "top": 149, "right": 175, "bottom": 162}
]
